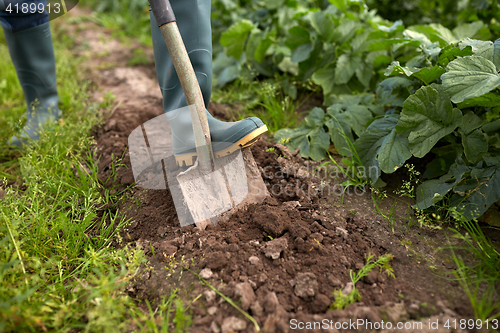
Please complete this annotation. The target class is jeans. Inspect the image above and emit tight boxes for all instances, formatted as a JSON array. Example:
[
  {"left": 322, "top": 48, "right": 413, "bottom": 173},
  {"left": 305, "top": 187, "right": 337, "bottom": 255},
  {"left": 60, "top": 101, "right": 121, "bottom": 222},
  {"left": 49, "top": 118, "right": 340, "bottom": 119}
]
[{"left": 0, "top": 0, "right": 48, "bottom": 32}]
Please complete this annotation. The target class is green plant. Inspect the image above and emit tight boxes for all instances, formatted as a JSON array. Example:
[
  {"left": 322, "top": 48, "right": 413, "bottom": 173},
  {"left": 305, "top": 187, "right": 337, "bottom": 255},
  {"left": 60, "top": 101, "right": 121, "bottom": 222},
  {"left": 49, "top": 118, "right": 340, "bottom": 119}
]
[
  {"left": 331, "top": 252, "right": 395, "bottom": 310},
  {"left": 269, "top": 0, "right": 500, "bottom": 221},
  {"left": 446, "top": 210, "right": 500, "bottom": 320},
  {"left": 252, "top": 84, "right": 300, "bottom": 134},
  {"left": 0, "top": 19, "right": 151, "bottom": 332}
]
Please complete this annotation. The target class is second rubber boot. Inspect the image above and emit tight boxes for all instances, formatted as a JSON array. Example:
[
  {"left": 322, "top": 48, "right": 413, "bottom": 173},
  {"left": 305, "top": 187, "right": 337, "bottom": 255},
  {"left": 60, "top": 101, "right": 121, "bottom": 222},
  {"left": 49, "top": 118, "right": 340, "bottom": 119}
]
[
  {"left": 3, "top": 22, "right": 62, "bottom": 147},
  {"left": 149, "top": 0, "right": 267, "bottom": 167}
]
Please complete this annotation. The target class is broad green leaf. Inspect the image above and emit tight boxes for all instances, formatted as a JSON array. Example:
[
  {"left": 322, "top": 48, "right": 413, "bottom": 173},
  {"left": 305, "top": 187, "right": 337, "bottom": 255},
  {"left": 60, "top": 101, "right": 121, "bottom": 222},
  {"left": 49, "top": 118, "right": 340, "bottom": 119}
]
[
  {"left": 456, "top": 92, "right": 500, "bottom": 108},
  {"left": 403, "top": 29, "right": 433, "bottom": 46},
  {"left": 458, "top": 38, "right": 494, "bottom": 61},
  {"left": 309, "top": 10, "right": 336, "bottom": 42},
  {"left": 291, "top": 43, "right": 313, "bottom": 63},
  {"left": 329, "top": 0, "right": 347, "bottom": 12},
  {"left": 356, "top": 61, "right": 373, "bottom": 88},
  {"left": 494, "top": 38, "right": 500, "bottom": 70},
  {"left": 396, "top": 85, "right": 462, "bottom": 158},
  {"left": 423, "top": 145, "right": 458, "bottom": 179},
  {"left": 375, "top": 77, "right": 413, "bottom": 106},
  {"left": 384, "top": 61, "right": 418, "bottom": 77},
  {"left": 459, "top": 111, "right": 486, "bottom": 135},
  {"left": 462, "top": 129, "right": 488, "bottom": 164},
  {"left": 274, "top": 125, "right": 330, "bottom": 160},
  {"left": 324, "top": 113, "right": 354, "bottom": 157},
  {"left": 411, "top": 66, "right": 445, "bottom": 85},
  {"left": 441, "top": 56, "right": 500, "bottom": 104},
  {"left": 245, "top": 29, "right": 262, "bottom": 63},
  {"left": 331, "top": 19, "right": 362, "bottom": 44},
  {"left": 482, "top": 119, "right": 500, "bottom": 133},
  {"left": 345, "top": 105, "right": 372, "bottom": 136},
  {"left": 254, "top": 30, "right": 276, "bottom": 63},
  {"left": 452, "top": 21, "right": 490, "bottom": 41},
  {"left": 452, "top": 163, "right": 500, "bottom": 220},
  {"left": 312, "top": 63, "right": 336, "bottom": 96},
  {"left": 264, "top": 0, "right": 285, "bottom": 9},
  {"left": 285, "top": 26, "right": 310, "bottom": 49},
  {"left": 308, "top": 127, "right": 331, "bottom": 160},
  {"left": 414, "top": 158, "right": 470, "bottom": 210},
  {"left": 335, "top": 53, "right": 362, "bottom": 85},
  {"left": 275, "top": 108, "right": 329, "bottom": 160},
  {"left": 304, "top": 107, "right": 325, "bottom": 128},
  {"left": 355, "top": 116, "right": 412, "bottom": 184},
  {"left": 351, "top": 30, "right": 371, "bottom": 53},
  {"left": 278, "top": 57, "right": 299, "bottom": 76},
  {"left": 438, "top": 45, "right": 473, "bottom": 67},
  {"left": 220, "top": 20, "right": 254, "bottom": 59},
  {"left": 213, "top": 53, "right": 240, "bottom": 87}
]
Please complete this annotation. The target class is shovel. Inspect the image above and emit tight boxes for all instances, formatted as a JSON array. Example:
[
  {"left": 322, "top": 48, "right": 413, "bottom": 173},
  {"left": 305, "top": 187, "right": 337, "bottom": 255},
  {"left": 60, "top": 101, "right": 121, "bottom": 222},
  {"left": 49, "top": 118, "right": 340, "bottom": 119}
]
[{"left": 147, "top": 0, "right": 268, "bottom": 227}]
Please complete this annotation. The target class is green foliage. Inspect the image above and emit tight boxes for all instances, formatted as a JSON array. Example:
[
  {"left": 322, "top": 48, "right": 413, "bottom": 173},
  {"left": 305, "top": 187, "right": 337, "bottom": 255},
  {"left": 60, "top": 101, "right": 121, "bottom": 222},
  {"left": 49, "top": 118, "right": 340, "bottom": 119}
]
[
  {"left": 244, "top": 0, "right": 500, "bottom": 220},
  {"left": 331, "top": 252, "right": 394, "bottom": 310},
  {"left": 366, "top": 0, "right": 500, "bottom": 39},
  {"left": 0, "top": 20, "right": 155, "bottom": 332}
]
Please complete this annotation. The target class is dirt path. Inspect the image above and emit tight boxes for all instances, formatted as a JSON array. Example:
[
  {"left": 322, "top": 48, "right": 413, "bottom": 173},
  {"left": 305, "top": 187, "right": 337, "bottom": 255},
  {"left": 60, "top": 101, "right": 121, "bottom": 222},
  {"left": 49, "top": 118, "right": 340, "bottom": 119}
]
[{"left": 67, "top": 9, "right": 481, "bottom": 333}]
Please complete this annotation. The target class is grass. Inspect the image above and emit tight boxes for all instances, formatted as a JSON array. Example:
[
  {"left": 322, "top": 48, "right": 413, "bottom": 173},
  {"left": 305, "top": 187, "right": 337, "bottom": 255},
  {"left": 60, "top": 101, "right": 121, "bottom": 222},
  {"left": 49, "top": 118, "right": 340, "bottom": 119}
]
[
  {"left": 0, "top": 18, "right": 145, "bottom": 332},
  {"left": 76, "top": 0, "right": 152, "bottom": 46},
  {"left": 0, "top": 15, "right": 202, "bottom": 332},
  {"left": 446, "top": 211, "right": 500, "bottom": 321}
]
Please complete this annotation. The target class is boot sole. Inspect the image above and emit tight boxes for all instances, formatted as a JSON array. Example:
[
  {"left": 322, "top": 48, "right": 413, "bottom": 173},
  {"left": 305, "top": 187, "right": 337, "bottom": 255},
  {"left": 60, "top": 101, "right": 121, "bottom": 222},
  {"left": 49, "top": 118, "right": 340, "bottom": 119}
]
[{"left": 175, "top": 125, "right": 268, "bottom": 167}]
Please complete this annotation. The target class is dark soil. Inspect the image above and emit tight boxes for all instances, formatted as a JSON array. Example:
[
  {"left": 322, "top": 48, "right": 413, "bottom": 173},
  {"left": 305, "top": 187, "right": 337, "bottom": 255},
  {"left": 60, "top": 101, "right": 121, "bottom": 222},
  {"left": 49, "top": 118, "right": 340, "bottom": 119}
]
[{"left": 72, "top": 9, "right": 487, "bottom": 333}]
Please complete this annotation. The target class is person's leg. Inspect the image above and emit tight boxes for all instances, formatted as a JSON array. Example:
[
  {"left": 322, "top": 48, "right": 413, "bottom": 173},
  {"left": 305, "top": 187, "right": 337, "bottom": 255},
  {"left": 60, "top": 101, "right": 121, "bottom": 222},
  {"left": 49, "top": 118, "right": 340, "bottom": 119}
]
[
  {"left": 1, "top": 0, "right": 62, "bottom": 147},
  {"left": 150, "top": 0, "right": 267, "bottom": 167}
]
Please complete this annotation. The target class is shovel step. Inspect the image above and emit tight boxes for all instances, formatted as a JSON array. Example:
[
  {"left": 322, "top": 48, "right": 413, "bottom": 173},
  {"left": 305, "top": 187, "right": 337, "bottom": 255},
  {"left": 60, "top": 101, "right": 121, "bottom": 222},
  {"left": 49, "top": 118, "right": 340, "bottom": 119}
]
[{"left": 174, "top": 125, "right": 268, "bottom": 167}]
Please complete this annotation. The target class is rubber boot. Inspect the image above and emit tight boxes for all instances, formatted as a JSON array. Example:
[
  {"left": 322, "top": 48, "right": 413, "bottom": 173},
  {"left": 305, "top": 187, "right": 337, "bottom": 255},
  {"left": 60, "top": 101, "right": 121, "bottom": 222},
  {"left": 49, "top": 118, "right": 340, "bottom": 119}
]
[
  {"left": 3, "top": 22, "right": 62, "bottom": 147},
  {"left": 149, "top": 1, "right": 267, "bottom": 167}
]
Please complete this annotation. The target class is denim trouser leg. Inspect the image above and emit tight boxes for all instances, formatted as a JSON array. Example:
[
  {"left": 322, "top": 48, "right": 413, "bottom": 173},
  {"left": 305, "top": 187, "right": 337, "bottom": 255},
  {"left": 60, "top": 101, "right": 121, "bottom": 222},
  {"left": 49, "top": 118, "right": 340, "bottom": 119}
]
[{"left": 0, "top": 0, "right": 48, "bottom": 32}]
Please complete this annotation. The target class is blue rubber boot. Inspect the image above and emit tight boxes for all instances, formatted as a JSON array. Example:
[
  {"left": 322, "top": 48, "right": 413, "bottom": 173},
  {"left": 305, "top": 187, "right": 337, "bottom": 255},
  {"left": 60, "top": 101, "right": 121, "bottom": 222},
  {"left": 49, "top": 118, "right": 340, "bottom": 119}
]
[
  {"left": 3, "top": 22, "right": 62, "bottom": 147},
  {"left": 150, "top": 0, "right": 267, "bottom": 167}
]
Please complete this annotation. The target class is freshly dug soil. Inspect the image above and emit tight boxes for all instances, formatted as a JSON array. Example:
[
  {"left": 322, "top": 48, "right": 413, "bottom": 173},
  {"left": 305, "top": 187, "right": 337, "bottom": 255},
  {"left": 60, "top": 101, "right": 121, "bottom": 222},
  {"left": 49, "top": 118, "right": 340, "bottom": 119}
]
[{"left": 71, "top": 10, "right": 487, "bottom": 333}]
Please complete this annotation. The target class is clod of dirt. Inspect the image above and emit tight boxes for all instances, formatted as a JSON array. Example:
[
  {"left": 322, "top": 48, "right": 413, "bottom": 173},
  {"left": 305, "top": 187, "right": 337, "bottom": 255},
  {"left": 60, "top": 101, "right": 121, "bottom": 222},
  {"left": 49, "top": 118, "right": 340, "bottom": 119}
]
[
  {"left": 200, "top": 268, "right": 213, "bottom": 279},
  {"left": 292, "top": 272, "right": 318, "bottom": 300},
  {"left": 311, "top": 294, "right": 331, "bottom": 313},
  {"left": 158, "top": 240, "right": 177, "bottom": 256},
  {"left": 336, "top": 226, "right": 348, "bottom": 239},
  {"left": 260, "top": 237, "right": 288, "bottom": 259},
  {"left": 248, "top": 256, "right": 259, "bottom": 265},
  {"left": 204, "top": 290, "right": 216, "bottom": 303},
  {"left": 250, "top": 301, "right": 264, "bottom": 317},
  {"left": 342, "top": 282, "right": 354, "bottom": 296},
  {"left": 263, "top": 292, "right": 284, "bottom": 314},
  {"left": 282, "top": 201, "right": 301, "bottom": 209},
  {"left": 251, "top": 206, "right": 290, "bottom": 238},
  {"left": 221, "top": 316, "right": 247, "bottom": 333},
  {"left": 234, "top": 282, "right": 255, "bottom": 311},
  {"left": 207, "top": 306, "right": 217, "bottom": 316},
  {"left": 383, "top": 302, "right": 409, "bottom": 322},
  {"left": 204, "top": 251, "right": 228, "bottom": 270}
]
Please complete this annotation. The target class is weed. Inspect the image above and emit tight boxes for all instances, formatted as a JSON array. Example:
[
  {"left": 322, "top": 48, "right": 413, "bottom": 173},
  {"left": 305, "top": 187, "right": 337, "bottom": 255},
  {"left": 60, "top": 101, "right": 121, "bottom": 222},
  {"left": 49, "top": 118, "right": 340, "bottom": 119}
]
[{"left": 331, "top": 253, "right": 395, "bottom": 310}]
